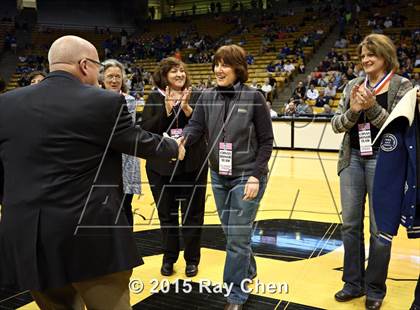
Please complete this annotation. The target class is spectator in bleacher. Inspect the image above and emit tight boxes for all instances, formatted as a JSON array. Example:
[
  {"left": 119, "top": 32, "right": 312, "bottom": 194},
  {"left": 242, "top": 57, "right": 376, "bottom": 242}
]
[
  {"left": 17, "top": 74, "right": 30, "bottom": 87},
  {"left": 411, "top": 73, "right": 420, "bottom": 88},
  {"left": 315, "top": 89, "right": 330, "bottom": 107},
  {"left": 261, "top": 78, "right": 273, "bottom": 97},
  {"left": 267, "top": 100, "right": 278, "bottom": 118},
  {"left": 331, "top": 33, "right": 413, "bottom": 310},
  {"left": 332, "top": 71, "right": 343, "bottom": 88},
  {"left": 266, "top": 61, "right": 276, "bottom": 73},
  {"left": 328, "top": 48, "right": 338, "bottom": 59},
  {"left": 292, "top": 81, "right": 306, "bottom": 100},
  {"left": 321, "top": 103, "right": 333, "bottom": 115},
  {"left": 306, "top": 73, "right": 318, "bottom": 87},
  {"left": 383, "top": 17, "right": 392, "bottom": 29},
  {"left": 246, "top": 53, "right": 254, "bottom": 65},
  {"left": 285, "top": 98, "right": 312, "bottom": 115},
  {"left": 99, "top": 59, "right": 141, "bottom": 228},
  {"left": 352, "top": 31, "right": 362, "bottom": 44},
  {"left": 278, "top": 43, "right": 291, "bottom": 60},
  {"left": 367, "top": 16, "right": 376, "bottom": 27},
  {"left": 182, "top": 44, "right": 273, "bottom": 309},
  {"left": 324, "top": 82, "right": 337, "bottom": 103},
  {"left": 140, "top": 57, "right": 207, "bottom": 278},
  {"left": 283, "top": 60, "right": 295, "bottom": 73},
  {"left": 28, "top": 71, "right": 46, "bottom": 85},
  {"left": 305, "top": 84, "right": 319, "bottom": 101},
  {"left": 335, "top": 37, "right": 348, "bottom": 49},
  {"left": 373, "top": 24, "right": 384, "bottom": 34},
  {"left": 345, "top": 67, "right": 357, "bottom": 80},
  {"left": 298, "top": 63, "right": 305, "bottom": 74},
  {"left": 250, "top": 79, "right": 258, "bottom": 89},
  {"left": 414, "top": 53, "right": 420, "bottom": 68},
  {"left": 337, "top": 75, "right": 349, "bottom": 92}
]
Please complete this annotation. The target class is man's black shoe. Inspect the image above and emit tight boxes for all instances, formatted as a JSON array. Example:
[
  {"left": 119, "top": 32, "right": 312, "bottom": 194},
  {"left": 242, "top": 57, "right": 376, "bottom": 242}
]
[
  {"left": 410, "top": 303, "right": 420, "bottom": 310},
  {"left": 185, "top": 264, "right": 198, "bottom": 277},
  {"left": 365, "top": 298, "right": 382, "bottom": 310},
  {"left": 160, "top": 263, "right": 173, "bottom": 276},
  {"left": 334, "top": 289, "right": 365, "bottom": 302}
]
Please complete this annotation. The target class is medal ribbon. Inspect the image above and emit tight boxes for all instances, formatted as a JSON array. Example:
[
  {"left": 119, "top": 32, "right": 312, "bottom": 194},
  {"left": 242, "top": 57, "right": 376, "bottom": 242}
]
[{"left": 364, "top": 71, "right": 394, "bottom": 95}]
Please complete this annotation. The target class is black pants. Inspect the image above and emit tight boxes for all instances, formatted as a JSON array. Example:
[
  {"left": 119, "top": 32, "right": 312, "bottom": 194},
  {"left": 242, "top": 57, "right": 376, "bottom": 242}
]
[
  {"left": 146, "top": 167, "right": 207, "bottom": 265},
  {"left": 122, "top": 194, "right": 134, "bottom": 227}
]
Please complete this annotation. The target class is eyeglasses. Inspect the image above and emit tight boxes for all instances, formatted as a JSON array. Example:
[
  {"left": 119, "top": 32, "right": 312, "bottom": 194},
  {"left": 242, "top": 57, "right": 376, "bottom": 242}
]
[
  {"left": 50, "top": 58, "right": 104, "bottom": 69},
  {"left": 80, "top": 58, "right": 104, "bottom": 69},
  {"left": 105, "top": 74, "right": 122, "bottom": 81}
]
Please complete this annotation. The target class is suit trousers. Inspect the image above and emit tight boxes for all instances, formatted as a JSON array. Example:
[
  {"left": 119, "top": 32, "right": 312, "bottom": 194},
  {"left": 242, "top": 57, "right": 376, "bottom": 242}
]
[
  {"left": 122, "top": 194, "right": 134, "bottom": 227},
  {"left": 146, "top": 167, "right": 207, "bottom": 265},
  {"left": 413, "top": 273, "right": 420, "bottom": 308},
  {"left": 30, "top": 270, "right": 132, "bottom": 310}
]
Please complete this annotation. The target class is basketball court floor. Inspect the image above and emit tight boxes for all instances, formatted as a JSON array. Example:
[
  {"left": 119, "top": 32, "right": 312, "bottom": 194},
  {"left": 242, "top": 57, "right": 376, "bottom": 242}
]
[{"left": 1, "top": 150, "right": 418, "bottom": 309}]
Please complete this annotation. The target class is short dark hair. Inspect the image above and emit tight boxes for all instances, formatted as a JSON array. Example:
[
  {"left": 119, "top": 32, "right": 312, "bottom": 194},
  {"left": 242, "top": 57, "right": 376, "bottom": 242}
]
[
  {"left": 212, "top": 44, "right": 248, "bottom": 83},
  {"left": 152, "top": 57, "right": 191, "bottom": 90}
]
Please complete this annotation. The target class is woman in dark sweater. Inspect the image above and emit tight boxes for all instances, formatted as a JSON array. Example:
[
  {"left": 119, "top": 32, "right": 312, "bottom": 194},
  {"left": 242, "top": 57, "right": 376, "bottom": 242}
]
[
  {"left": 182, "top": 45, "right": 274, "bottom": 309},
  {"left": 141, "top": 57, "right": 207, "bottom": 277}
]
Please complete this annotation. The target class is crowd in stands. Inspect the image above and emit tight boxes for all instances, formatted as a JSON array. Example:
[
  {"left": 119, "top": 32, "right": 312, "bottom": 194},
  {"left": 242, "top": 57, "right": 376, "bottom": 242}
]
[{"left": 4, "top": 0, "right": 419, "bottom": 120}]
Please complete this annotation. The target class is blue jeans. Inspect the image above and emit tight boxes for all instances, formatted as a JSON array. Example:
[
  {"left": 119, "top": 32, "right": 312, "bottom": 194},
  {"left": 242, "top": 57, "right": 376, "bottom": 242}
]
[
  {"left": 339, "top": 149, "right": 391, "bottom": 300},
  {"left": 210, "top": 170, "right": 267, "bottom": 305}
]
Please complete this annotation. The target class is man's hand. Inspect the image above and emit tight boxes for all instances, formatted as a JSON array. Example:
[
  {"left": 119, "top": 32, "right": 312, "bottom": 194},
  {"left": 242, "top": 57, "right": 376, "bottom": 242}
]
[
  {"left": 243, "top": 176, "right": 259, "bottom": 201},
  {"left": 163, "top": 133, "right": 186, "bottom": 161},
  {"left": 176, "top": 136, "right": 186, "bottom": 161}
]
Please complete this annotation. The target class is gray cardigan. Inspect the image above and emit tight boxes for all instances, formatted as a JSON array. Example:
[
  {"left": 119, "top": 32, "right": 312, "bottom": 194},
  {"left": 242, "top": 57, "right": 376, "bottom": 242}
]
[{"left": 331, "top": 74, "right": 413, "bottom": 175}]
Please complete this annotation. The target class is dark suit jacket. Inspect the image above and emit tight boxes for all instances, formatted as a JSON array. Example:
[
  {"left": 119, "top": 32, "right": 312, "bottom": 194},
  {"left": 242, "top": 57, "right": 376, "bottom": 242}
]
[
  {"left": 141, "top": 90, "right": 207, "bottom": 176},
  {"left": 0, "top": 160, "right": 3, "bottom": 204},
  {"left": 0, "top": 71, "right": 178, "bottom": 290}
]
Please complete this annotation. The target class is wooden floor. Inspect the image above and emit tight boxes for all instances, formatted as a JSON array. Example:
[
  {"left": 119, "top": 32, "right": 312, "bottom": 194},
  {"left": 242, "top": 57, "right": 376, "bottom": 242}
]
[{"left": 16, "top": 150, "right": 420, "bottom": 309}]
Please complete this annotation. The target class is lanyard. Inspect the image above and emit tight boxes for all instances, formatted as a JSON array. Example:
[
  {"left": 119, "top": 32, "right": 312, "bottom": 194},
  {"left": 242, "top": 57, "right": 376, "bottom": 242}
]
[
  {"left": 364, "top": 71, "right": 393, "bottom": 95},
  {"left": 159, "top": 88, "right": 181, "bottom": 128}
]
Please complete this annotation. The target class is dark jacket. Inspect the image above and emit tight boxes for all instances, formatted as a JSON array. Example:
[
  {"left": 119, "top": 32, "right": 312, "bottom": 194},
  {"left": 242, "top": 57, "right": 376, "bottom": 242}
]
[
  {"left": 140, "top": 89, "right": 207, "bottom": 176},
  {"left": 372, "top": 88, "right": 420, "bottom": 244},
  {"left": 182, "top": 83, "right": 274, "bottom": 180},
  {"left": 0, "top": 160, "right": 3, "bottom": 204},
  {"left": 0, "top": 71, "right": 178, "bottom": 290}
]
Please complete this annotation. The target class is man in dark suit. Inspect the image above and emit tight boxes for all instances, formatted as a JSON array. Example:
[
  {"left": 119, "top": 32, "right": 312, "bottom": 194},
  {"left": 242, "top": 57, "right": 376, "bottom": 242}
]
[{"left": 0, "top": 35, "right": 184, "bottom": 309}]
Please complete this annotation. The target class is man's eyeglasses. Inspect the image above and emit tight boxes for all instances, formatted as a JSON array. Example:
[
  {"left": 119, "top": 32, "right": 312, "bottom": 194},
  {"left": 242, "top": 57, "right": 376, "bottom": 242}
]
[
  {"left": 50, "top": 58, "right": 104, "bottom": 69},
  {"left": 80, "top": 58, "right": 104, "bottom": 69}
]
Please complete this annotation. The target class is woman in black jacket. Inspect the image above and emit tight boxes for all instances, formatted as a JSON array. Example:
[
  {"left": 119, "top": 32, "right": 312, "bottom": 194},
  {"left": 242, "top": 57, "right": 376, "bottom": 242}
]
[{"left": 141, "top": 57, "right": 208, "bottom": 277}]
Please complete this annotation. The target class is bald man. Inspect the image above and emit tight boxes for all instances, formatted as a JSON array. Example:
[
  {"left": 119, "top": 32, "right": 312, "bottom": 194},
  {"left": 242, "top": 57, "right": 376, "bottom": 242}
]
[{"left": 0, "top": 36, "right": 184, "bottom": 309}]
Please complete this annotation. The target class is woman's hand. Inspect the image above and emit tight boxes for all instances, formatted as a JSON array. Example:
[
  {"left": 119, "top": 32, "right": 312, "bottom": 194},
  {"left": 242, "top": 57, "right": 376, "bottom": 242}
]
[
  {"left": 349, "top": 84, "right": 364, "bottom": 113},
  {"left": 243, "top": 176, "right": 260, "bottom": 201},
  {"left": 358, "top": 85, "right": 376, "bottom": 110},
  {"left": 165, "top": 86, "right": 177, "bottom": 116},
  {"left": 180, "top": 87, "right": 193, "bottom": 117}
]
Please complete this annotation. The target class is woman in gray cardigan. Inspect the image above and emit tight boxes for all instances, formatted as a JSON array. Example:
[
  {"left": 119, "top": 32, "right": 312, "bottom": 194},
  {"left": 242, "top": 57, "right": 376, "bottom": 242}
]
[{"left": 331, "top": 34, "right": 412, "bottom": 310}]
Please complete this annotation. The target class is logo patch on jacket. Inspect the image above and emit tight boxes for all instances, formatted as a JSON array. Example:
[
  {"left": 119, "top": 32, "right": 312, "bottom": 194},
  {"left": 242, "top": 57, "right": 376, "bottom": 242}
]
[{"left": 380, "top": 134, "right": 397, "bottom": 152}]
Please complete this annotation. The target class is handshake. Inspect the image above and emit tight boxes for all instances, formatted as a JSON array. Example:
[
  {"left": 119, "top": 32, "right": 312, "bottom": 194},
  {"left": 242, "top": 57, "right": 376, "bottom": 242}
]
[{"left": 163, "top": 133, "right": 186, "bottom": 161}]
